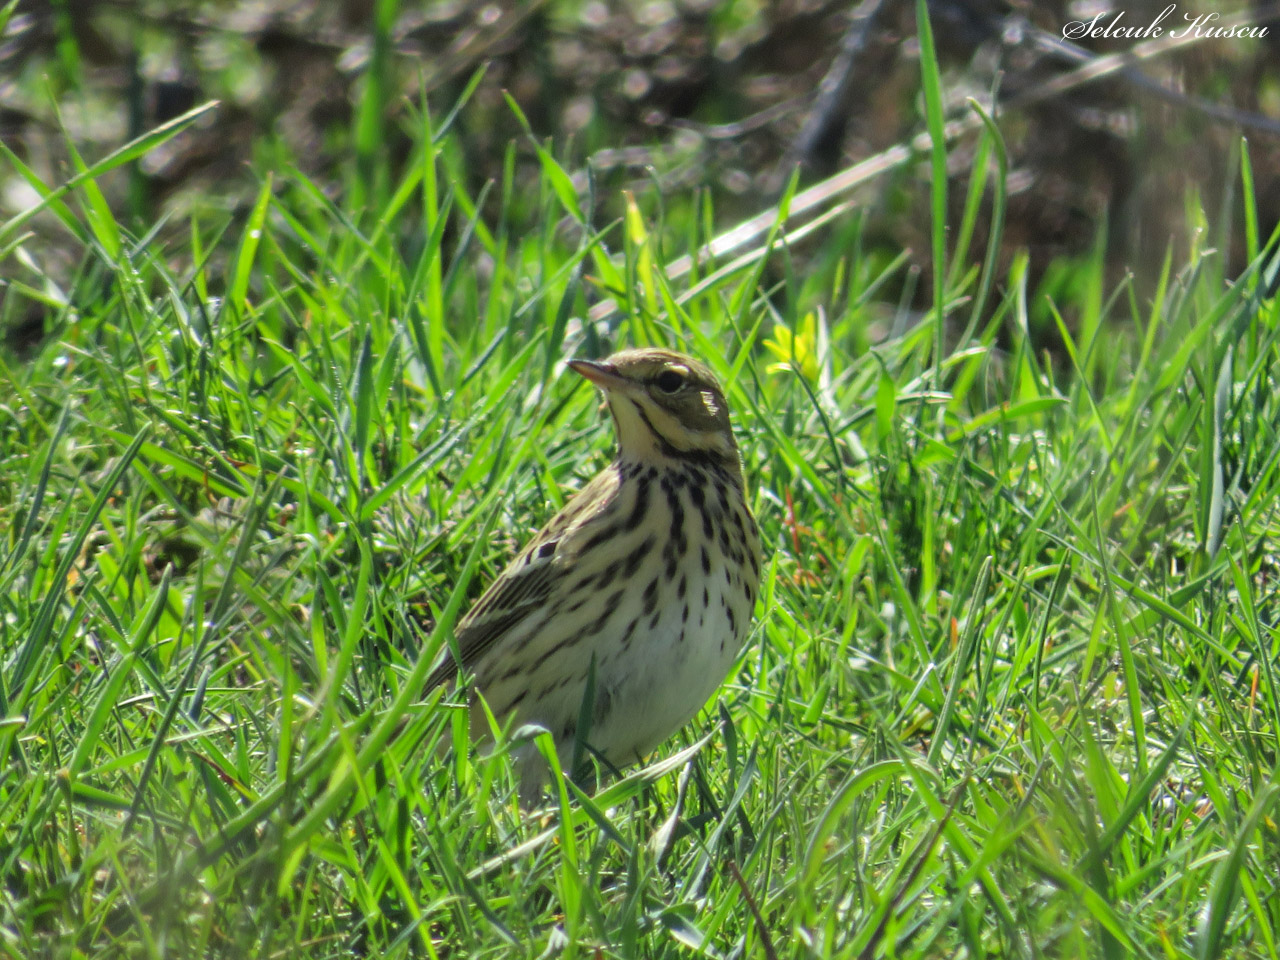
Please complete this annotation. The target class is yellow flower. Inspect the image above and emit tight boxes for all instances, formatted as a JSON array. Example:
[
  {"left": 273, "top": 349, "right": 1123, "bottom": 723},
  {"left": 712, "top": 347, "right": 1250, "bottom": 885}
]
[{"left": 762, "top": 311, "right": 820, "bottom": 381}]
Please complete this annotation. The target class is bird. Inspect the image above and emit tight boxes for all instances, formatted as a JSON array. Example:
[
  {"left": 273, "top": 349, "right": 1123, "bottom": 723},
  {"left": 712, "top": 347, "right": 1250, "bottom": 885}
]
[{"left": 426, "top": 347, "right": 762, "bottom": 802}]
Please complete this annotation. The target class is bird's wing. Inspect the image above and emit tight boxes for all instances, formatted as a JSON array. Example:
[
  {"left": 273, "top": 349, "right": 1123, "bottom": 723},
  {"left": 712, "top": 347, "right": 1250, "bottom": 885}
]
[{"left": 424, "top": 466, "right": 621, "bottom": 691}]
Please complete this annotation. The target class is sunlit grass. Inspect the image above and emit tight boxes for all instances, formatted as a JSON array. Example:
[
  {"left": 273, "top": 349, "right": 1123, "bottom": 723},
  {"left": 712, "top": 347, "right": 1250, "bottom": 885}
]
[{"left": 4, "top": 15, "right": 1280, "bottom": 960}]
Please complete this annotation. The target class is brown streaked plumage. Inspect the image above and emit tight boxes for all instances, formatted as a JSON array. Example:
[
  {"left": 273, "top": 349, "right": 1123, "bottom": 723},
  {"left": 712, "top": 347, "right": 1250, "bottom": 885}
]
[{"left": 428, "top": 348, "right": 762, "bottom": 802}]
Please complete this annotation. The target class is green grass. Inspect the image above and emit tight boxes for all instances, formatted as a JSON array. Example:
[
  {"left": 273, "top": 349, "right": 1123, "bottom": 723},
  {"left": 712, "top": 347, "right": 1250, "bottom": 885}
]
[{"left": 5, "top": 25, "right": 1280, "bottom": 960}]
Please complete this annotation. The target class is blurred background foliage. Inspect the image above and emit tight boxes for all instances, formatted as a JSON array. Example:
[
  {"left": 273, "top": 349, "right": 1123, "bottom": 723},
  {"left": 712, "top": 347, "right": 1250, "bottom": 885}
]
[{"left": 3, "top": 0, "right": 1280, "bottom": 354}]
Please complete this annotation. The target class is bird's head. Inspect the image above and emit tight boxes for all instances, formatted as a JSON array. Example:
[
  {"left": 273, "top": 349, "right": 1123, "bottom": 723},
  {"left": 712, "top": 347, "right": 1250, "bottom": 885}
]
[{"left": 568, "top": 348, "right": 741, "bottom": 470}]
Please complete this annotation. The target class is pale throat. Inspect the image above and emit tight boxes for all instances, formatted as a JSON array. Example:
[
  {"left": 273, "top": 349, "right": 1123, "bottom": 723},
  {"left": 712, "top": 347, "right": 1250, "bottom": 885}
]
[{"left": 607, "top": 397, "right": 725, "bottom": 462}]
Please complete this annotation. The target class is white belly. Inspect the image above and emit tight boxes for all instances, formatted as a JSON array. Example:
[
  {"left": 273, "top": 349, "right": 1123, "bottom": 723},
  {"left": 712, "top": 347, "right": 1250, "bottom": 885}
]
[{"left": 587, "top": 561, "right": 742, "bottom": 763}]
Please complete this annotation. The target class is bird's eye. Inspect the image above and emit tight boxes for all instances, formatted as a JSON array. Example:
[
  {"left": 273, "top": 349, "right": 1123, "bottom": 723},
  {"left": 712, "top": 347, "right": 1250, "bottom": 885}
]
[{"left": 655, "top": 370, "right": 685, "bottom": 394}]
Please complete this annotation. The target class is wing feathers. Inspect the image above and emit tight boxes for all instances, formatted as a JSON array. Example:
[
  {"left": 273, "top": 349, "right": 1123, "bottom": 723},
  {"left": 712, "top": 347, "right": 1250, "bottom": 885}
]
[{"left": 424, "top": 465, "right": 623, "bottom": 692}]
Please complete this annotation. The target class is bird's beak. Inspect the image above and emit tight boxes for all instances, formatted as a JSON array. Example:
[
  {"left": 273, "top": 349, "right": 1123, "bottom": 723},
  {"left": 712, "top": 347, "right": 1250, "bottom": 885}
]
[{"left": 568, "top": 358, "right": 627, "bottom": 391}]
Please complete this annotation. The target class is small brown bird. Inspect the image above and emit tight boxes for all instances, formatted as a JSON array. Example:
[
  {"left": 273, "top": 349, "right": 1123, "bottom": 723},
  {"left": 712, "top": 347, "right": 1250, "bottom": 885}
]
[{"left": 427, "top": 348, "right": 762, "bottom": 800}]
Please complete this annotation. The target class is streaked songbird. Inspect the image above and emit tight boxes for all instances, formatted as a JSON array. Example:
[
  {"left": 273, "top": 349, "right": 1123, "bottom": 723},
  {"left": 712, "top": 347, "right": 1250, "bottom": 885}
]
[{"left": 427, "top": 348, "right": 762, "bottom": 802}]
